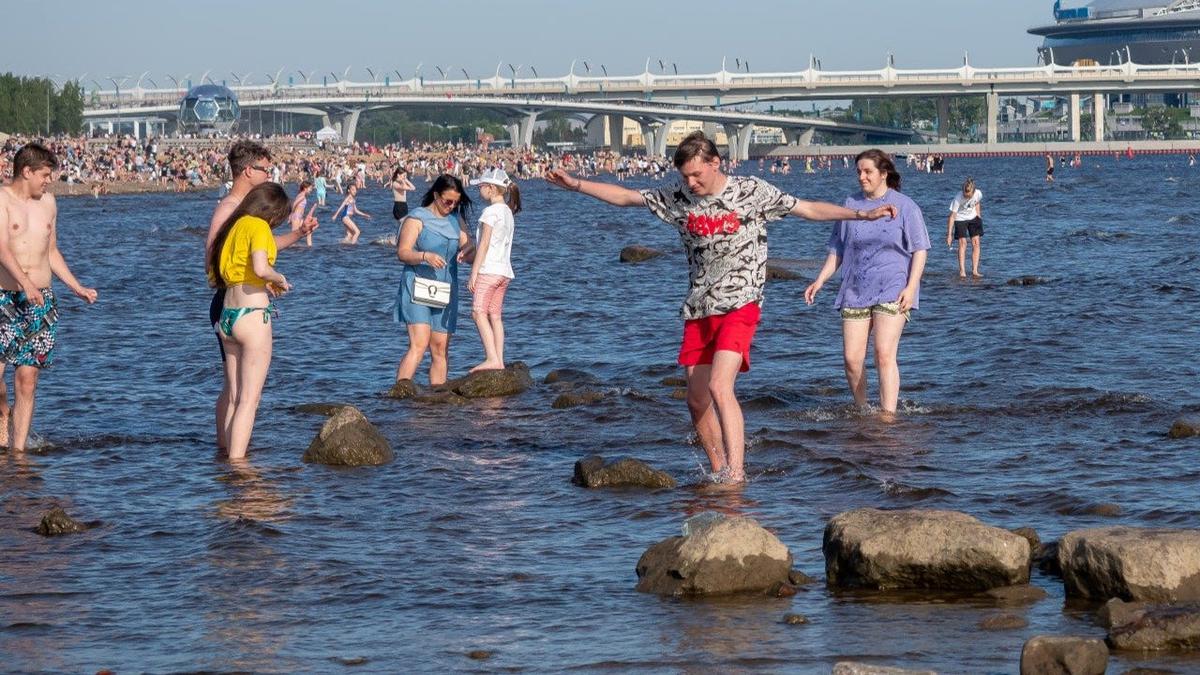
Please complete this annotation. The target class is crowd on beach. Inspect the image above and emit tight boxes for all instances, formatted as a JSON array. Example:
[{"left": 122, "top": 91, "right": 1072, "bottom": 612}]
[{"left": 0, "top": 129, "right": 1000, "bottom": 489}]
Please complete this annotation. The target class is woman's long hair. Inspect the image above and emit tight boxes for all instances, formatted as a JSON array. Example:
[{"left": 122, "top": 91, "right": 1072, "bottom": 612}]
[
  {"left": 420, "top": 173, "right": 474, "bottom": 221},
  {"left": 855, "top": 149, "right": 902, "bottom": 192},
  {"left": 208, "top": 182, "right": 291, "bottom": 288}
]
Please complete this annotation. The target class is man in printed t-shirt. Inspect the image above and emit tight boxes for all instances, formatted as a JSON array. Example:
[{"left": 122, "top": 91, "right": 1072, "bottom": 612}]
[{"left": 546, "top": 132, "right": 896, "bottom": 484}]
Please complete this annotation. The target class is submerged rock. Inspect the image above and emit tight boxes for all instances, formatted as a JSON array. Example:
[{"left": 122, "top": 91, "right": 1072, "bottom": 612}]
[
  {"left": 543, "top": 368, "right": 600, "bottom": 385},
  {"left": 979, "top": 613, "right": 1029, "bottom": 631},
  {"left": 572, "top": 455, "right": 675, "bottom": 489},
  {"left": 1035, "top": 542, "right": 1062, "bottom": 577},
  {"left": 1099, "top": 598, "right": 1153, "bottom": 629},
  {"left": 449, "top": 362, "right": 533, "bottom": 398},
  {"left": 1019, "top": 636, "right": 1108, "bottom": 675},
  {"left": 1058, "top": 527, "right": 1200, "bottom": 601},
  {"left": 660, "top": 375, "right": 687, "bottom": 387},
  {"left": 1108, "top": 603, "right": 1200, "bottom": 651},
  {"left": 832, "top": 663, "right": 937, "bottom": 675},
  {"left": 823, "top": 508, "right": 1030, "bottom": 592},
  {"left": 1168, "top": 416, "right": 1200, "bottom": 439},
  {"left": 1007, "top": 275, "right": 1053, "bottom": 286},
  {"left": 36, "top": 506, "right": 86, "bottom": 536},
  {"left": 386, "top": 379, "right": 421, "bottom": 400},
  {"left": 619, "top": 245, "right": 664, "bottom": 263},
  {"left": 635, "top": 514, "right": 792, "bottom": 596},
  {"left": 302, "top": 406, "right": 394, "bottom": 467},
  {"left": 293, "top": 402, "right": 352, "bottom": 416},
  {"left": 765, "top": 264, "right": 804, "bottom": 281},
  {"left": 983, "top": 584, "right": 1049, "bottom": 605},
  {"left": 552, "top": 390, "right": 608, "bottom": 409},
  {"left": 782, "top": 613, "right": 809, "bottom": 625}
]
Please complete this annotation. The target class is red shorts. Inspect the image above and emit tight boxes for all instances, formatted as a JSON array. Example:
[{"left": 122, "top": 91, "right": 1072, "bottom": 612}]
[{"left": 678, "top": 302, "right": 761, "bottom": 373}]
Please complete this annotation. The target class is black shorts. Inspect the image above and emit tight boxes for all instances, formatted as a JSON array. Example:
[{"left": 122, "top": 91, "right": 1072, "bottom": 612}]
[
  {"left": 392, "top": 202, "right": 409, "bottom": 221},
  {"left": 209, "top": 287, "right": 227, "bottom": 361},
  {"left": 953, "top": 217, "right": 983, "bottom": 240}
]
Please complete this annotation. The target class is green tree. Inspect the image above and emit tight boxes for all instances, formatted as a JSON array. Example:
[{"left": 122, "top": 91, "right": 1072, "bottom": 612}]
[{"left": 1141, "top": 107, "right": 1182, "bottom": 139}]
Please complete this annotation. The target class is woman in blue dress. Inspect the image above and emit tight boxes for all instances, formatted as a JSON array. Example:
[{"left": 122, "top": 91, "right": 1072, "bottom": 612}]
[{"left": 395, "top": 174, "right": 473, "bottom": 385}]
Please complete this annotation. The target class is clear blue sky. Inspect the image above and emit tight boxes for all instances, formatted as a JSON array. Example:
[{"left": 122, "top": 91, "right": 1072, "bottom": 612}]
[{"left": 11, "top": 0, "right": 1055, "bottom": 84}]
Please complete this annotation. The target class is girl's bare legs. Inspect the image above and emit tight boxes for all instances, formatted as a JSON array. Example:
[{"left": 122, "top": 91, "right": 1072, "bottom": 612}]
[
  {"left": 871, "top": 313, "right": 906, "bottom": 416},
  {"left": 842, "top": 318, "right": 872, "bottom": 408},
  {"left": 341, "top": 217, "right": 360, "bottom": 244},
  {"left": 469, "top": 310, "right": 503, "bottom": 372},
  {"left": 225, "top": 316, "right": 273, "bottom": 461}
]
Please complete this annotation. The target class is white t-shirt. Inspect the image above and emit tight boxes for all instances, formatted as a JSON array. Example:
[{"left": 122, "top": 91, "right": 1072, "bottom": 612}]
[
  {"left": 949, "top": 189, "right": 982, "bottom": 221},
  {"left": 476, "top": 203, "right": 515, "bottom": 279}
]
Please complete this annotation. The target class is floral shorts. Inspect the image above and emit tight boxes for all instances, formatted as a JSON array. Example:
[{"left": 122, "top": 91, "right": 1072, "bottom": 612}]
[
  {"left": 0, "top": 288, "right": 58, "bottom": 368},
  {"left": 840, "top": 301, "right": 910, "bottom": 322}
]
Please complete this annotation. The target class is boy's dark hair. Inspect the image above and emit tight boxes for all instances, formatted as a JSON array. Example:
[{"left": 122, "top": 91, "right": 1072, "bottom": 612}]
[
  {"left": 672, "top": 131, "right": 720, "bottom": 168},
  {"left": 227, "top": 140, "right": 271, "bottom": 179},
  {"left": 13, "top": 143, "right": 59, "bottom": 178}
]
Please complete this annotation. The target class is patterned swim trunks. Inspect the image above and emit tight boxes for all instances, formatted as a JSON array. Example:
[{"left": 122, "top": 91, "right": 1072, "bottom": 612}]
[
  {"left": 840, "top": 301, "right": 910, "bottom": 322},
  {"left": 0, "top": 288, "right": 58, "bottom": 368}
]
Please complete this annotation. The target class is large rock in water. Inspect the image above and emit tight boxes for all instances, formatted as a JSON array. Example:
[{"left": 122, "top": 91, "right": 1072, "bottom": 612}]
[
  {"left": 1058, "top": 527, "right": 1200, "bottom": 602},
  {"left": 302, "top": 406, "right": 394, "bottom": 466},
  {"left": 36, "top": 506, "right": 86, "bottom": 536},
  {"left": 1168, "top": 416, "right": 1200, "bottom": 439},
  {"left": 1107, "top": 602, "right": 1200, "bottom": 651},
  {"left": 619, "top": 245, "right": 664, "bottom": 263},
  {"left": 572, "top": 455, "right": 675, "bottom": 489},
  {"left": 823, "top": 508, "right": 1030, "bottom": 591},
  {"left": 449, "top": 362, "right": 533, "bottom": 398},
  {"left": 1019, "top": 636, "right": 1108, "bottom": 675},
  {"left": 832, "top": 664, "right": 936, "bottom": 675},
  {"left": 635, "top": 515, "right": 792, "bottom": 596}
]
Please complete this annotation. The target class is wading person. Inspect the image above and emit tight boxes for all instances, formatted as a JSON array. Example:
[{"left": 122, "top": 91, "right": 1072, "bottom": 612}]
[
  {"left": 546, "top": 132, "right": 896, "bottom": 484},
  {"left": 946, "top": 177, "right": 983, "bottom": 278},
  {"left": 467, "top": 168, "right": 520, "bottom": 373},
  {"left": 0, "top": 143, "right": 98, "bottom": 451},
  {"left": 804, "top": 149, "right": 930, "bottom": 421}
]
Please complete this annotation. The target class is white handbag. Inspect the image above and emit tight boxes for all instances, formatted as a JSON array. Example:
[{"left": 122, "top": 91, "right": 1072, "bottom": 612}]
[{"left": 412, "top": 277, "right": 452, "bottom": 308}]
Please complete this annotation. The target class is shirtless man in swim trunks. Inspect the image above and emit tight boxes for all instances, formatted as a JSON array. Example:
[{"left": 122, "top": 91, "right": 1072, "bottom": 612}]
[
  {"left": 0, "top": 142, "right": 98, "bottom": 451},
  {"left": 205, "top": 140, "right": 317, "bottom": 452}
]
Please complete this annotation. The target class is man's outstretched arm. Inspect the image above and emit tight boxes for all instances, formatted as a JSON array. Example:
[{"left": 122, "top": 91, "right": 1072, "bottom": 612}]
[{"left": 546, "top": 168, "right": 645, "bottom": 207}]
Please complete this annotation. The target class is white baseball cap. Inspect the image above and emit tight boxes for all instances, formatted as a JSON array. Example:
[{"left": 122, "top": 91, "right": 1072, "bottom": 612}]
[{"left": 469, "top": 168, "right": 511, "bottom": 187}]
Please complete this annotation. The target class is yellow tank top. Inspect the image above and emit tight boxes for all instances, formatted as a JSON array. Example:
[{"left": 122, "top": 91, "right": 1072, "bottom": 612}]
[{"left": 218, "top": 215, "right": 277, "bottom": 287}]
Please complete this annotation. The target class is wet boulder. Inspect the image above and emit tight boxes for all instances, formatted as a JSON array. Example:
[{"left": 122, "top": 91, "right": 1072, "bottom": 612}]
[
  {"left": 386, "top": 379, "right": 421, "bottom": 400},
  {"left": 635, "top": 514, "right": 792, "bottom": 596},
  {"left": 573, "top": 455, "right": 675, "bottom": 489},
  {"left": 450, "top": 362, "right": 533, "bottom": 398},
  {"left": 543, "top": 368, "right": 601, "bottom": 385},
  {"left": 1107, "top": 603, "right": 1200, "bottom": 651},
  {"left": 36, "top": 506, "right": 86, "bottom": 536},
  {"left": 1007, "top": 275, "right": 1053, "bottom": 286},
  {"left": 293, "top": 402, "right": 352, "bottom": 416},
  {"left": 302, "top": 406, "right": 394, "bottom": 467},
  {"left": 1168, "top": 416, "right": 1200, "bottom": 439},
  {"left": 832, "top": 663, "right": 936, "bottom": 675},
  {"left": 619, "top": 245, "right": 664, "bottom": 263},
  {"left": 1019, "top": 636, "right": 1108, "bottom": 675},
  {"left": 765, "top": 263, "right": 804, "bottom": 281},
  {"left": 553, "top": 390, "right": 608, "bottom": 409},
  {"left": 1058, "top": 527, "right": 1200, "bottom": 602},
  {"left": 823, "top": 508, "right": 1030, "bottom": 592}
]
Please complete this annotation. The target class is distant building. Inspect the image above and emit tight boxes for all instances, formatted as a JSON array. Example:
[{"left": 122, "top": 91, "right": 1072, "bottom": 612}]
[
  {"left": 1029, "top": 1, "right": 1200, "bottom": 65},
  {"left": 178, "top": 84, "right": 239, "bottom": 134}
]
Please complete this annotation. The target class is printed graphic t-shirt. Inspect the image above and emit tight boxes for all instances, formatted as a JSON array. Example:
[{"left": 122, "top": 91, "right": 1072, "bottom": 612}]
[{"left": 641, "top": 176, "right": 797, "bottom": 320}]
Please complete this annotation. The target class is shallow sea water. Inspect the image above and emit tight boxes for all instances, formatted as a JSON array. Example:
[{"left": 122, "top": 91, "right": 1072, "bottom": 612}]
[{"left": 1, "top": 155, "right": 1198, "bottom": 673}]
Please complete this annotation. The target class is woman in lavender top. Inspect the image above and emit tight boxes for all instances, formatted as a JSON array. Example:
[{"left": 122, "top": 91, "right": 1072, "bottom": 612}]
[{"left": 804, "top": 149, "right": 930, "bottom": 418}]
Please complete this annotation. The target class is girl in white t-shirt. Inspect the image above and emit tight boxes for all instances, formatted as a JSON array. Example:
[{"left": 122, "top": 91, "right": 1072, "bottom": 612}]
[
  {"left": 946, "top": 177, "right": 984, "bottom": 278},
  {"left": 466, "top": 168, "right": 521, "bottom": 372}
]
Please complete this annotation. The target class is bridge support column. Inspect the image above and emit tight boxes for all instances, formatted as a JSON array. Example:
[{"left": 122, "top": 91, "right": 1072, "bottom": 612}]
[
  {"left": 608, "top": 115, "right": 625, "bottom": 153},
  {"left": 1094, "top": 92, "right": 1106, "bottom": 142},
  {"left": 507, "top": 111, "right": 538, "bottom": 150},
  {"left": 783, "top": 128, "right": 815, "bottom": 146},
  {"left": 722, "top": 123, "right": 755, "bottom": 162},
  {"left": 585, "top": 114, "right": 607, "bottom": 147},
  {"left": 936, "top": 97, "right": 950, "bottom": 144},
  {"left": 986, "top": 92, "right": 999, "bottom": 145},
  {"left": 638, "top": 119, "right": 669, "bottom": 157},
  {"left": 1069, "top": 93, "right": 1081, "bottom": 142},
  {"left": 338, "top": 109, "right": 362, "bottom": 144}
]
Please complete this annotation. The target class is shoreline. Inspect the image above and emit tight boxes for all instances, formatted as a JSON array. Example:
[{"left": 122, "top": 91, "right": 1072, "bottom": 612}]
[
  {"left": 50, "top": 180, "right": 216, "bottom": 198},
  {"left": 756, "top": 139, "right": 1200, "bottom": 158}
]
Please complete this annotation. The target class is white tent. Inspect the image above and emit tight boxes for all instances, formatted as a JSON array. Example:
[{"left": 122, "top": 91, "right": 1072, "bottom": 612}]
[{"left": 315, "top": 126, "right": 341, "bottom": 143}]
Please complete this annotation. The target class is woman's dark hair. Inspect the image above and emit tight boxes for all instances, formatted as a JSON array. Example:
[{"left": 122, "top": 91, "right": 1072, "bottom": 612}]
[
  {"left": 208, "top": 182, "right": 292, "bottom": 288},
  {"left": 299, "top": 179, "right": 313, "bottom": 191},
  {"left": 855, "top": 149, "right": 902, "bottom": 191},
  {"left": 420, "top": 173, "right": 473, "bottom": 221},
  {"left": 503, "top": 180, "right": 522, "bottom": 215},
  {"left": 391, "top": 166, "right": 407, "bottom": 181},
  {"left": 673, "top": 131, "right": 721, "bottom": 168}
]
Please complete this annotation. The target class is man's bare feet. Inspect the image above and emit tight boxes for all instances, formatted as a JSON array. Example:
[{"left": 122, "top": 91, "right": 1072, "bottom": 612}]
[
  {"left": 972, "top": 272, "right": 983, "bottom": 278},
  {"left": 469, "top": 361, "right": 505, "bottom": 373},
  {"left": 959, "top": 273, "right": 967, "bottom": 279}
]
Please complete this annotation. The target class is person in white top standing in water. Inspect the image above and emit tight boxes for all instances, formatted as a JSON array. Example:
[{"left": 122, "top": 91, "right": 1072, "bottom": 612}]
[
  {"left": 946, "top": 177, "right": 983, "bottom": 278},
  {"left": 467, "top": 169, "right": 520, "bottom": 372}
]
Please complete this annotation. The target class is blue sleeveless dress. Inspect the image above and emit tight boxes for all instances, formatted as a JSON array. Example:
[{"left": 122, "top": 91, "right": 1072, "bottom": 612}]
[{"left": 394, "top": 206, "right": 461, "bottom": 334}]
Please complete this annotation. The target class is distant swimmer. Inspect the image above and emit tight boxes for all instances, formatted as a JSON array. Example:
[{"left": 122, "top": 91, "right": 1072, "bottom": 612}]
[
  {"left": 946, "top": 177, "right": 984, "bottom": 278},
  {"left": 1045, "top": 154, "right": 1055, "bottom": 183},
  {"left": 1189, "top": 154, "right": 1196, "bottom": 167},
  {"left": 0, "top": 143, "right": 98, "bottom": 452}
]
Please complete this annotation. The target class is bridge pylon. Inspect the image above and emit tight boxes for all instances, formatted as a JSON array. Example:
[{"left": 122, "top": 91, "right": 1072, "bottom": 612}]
[
  {"left": 506, "top": 110, "right": 539, "bottom": 150},
  {"left": 722, "top": 123, "right": 755, "bottom": 162}
]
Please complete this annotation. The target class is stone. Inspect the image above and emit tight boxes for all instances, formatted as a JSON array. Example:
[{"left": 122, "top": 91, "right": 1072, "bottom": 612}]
[
  {"left": 293, "top": 402, "right": 352, "bottom": 416},
  {"left": 543, "top": 368, "right": 600, "bottom": 385},
  {"left": 984, "top": 584, "right": 1049, "bottom": 605},
  {"left": 1099, "top": 598, "right": 1153, "bottom": 629},
  {"left": 302, "top": 406, "right": 394, "bottom": 467},
  {"left": 619, "top": 245, "right": 664, "bottom": 263},
  {"left": 979, "top": 613, "right": 1029, "bottom": 631},
  {"left": 466, "top": 650, "right": 493, "bottom": 660},
  {"left": 823, "top": 508, "right": 1030, "bottom": 592},
  {"left": 832, "top": 663, "right": 937, "bottom": 675},
  {"left": 670, "top": 387, "right": 688, "bottom": 400},
  {"left": 1058, "top": 527, "right": 1200, "bottom": 602},
  {"left": 414, "top": 390, "right": 469, "bottom": 405},
  {"left": 449, "top": 362, "right": 533, "bottom": 398},
  {"left": 552, "top": 390, "right": 607, "bottom": 409},
  {"left": 36, "top": 506, "right": 86, "bottom": 536},
  {"left": 1083, "top": 503, "right": 1123, "bottom": 518},
  {"left": 771, "top": 581, "right": 798, "bottom": 597},
  {"left": 635, "top": 515, "right": 793, "bottom": 596},
  {"left": 1019, "top": 636, "right": 1108, "bottom": 674},
  {"left": 766, "top": 264, "right": 804, "bottom": 281},
  {"left": 1168, "top": 416, "right": 1200, "bottom": 439},
  {"left": 660, "top": 375, "right": 687, "bottom": 387},
  {"left": 1036, "top": 542, "right": 1063, "bottom": 577},
  {"left": 386, "top": 379, "right": 420, "bottom": 400},
  {"left": 1012, "top": 527, "right": 1042, "bottom": 564},
  {"left": 782, "top": 613, "right": 809, "bottom": 625},
  {"left": 1108, "top": 603, "right": 1200, "bottom": 651},
  {"left": 1007, "top": 275, "right": 1052, "bottom": 286},
  {"left": 788, "top": 569, "right": 818, "bottom": 586},
  {"left": 572, "top": 455, "right": 676, "bottom": 489}
]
